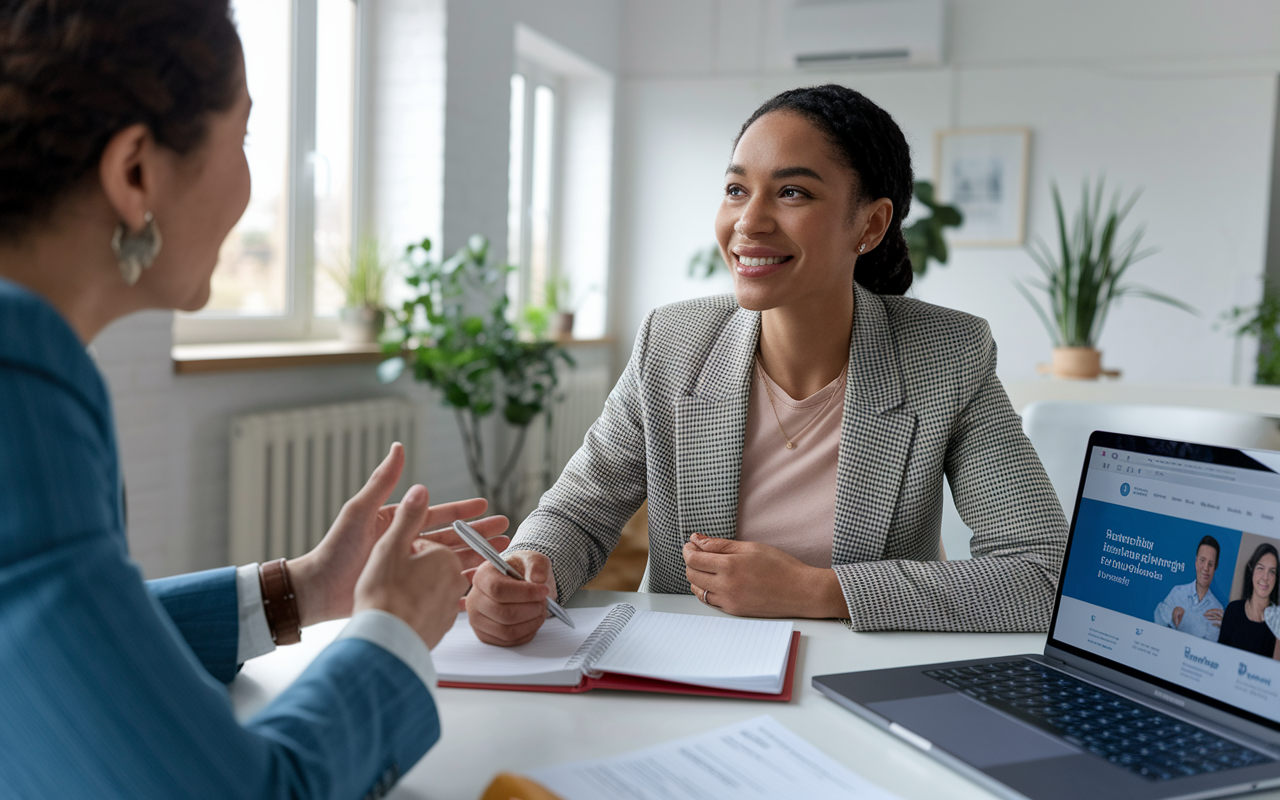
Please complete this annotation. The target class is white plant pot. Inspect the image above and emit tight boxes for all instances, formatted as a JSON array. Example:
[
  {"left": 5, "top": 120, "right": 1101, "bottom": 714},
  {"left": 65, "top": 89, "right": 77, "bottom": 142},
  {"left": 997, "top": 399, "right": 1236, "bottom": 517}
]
[{"left": 338, "top": 306, "right": 385, "bottom": 344}]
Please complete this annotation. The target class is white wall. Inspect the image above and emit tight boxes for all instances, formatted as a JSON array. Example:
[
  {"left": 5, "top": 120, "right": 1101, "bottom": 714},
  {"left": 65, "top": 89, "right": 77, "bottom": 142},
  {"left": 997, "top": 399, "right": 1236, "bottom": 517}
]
[
  {"left": 441, "top": 0, "right": 621, "bottom": 255},
  {"left": 358, "top": 0, "right": 446, "bottom": 254},
  {"left": 614, "top": 0, "right": 1280, "bottom": 386}
]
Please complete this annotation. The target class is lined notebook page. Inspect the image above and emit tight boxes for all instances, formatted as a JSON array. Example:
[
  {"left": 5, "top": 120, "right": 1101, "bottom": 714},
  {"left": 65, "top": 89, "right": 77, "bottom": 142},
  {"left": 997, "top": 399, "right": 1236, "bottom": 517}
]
[
  {"left": 591, "top": 611, "right": 794, "bottom": 693},
  {"left": 432, "top": 606, "right": 615, "bottom": 684}
]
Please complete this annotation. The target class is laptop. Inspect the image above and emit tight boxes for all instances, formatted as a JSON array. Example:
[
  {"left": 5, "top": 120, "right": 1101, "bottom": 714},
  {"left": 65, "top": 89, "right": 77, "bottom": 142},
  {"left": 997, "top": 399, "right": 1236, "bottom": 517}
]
[{"left": 814, "top": 430, "right": 1280, "bottom": 800}]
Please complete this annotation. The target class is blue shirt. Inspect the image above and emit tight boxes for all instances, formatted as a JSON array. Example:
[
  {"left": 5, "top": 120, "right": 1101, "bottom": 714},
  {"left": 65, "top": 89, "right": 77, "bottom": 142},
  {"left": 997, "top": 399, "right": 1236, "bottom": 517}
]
[
  {"left": 1154, "top": 580, "right": 1223, "bottom": 642},
  {"left": 0, "top": 279, "right": 439, "bottom": 798}
]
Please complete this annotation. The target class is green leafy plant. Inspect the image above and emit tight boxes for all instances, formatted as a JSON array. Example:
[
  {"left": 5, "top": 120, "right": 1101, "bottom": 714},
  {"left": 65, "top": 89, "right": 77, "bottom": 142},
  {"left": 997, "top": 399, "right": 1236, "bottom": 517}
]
[
  {"left": 518, "top": 274, "right": 584, "bottom": 339},
  {"left": 324, "top": 235, "right": 391, "bottom": 309},
  {"left": 687, "top": 244, "right": 725, "bottom": 279},
  {"left": 1016, "top": 178, "right": 1194, "bottom": 348},
  {"left": 1222, "top": 282, "right": 1280, "bottom": 386},
  {"left": 903, "top": 180, "right": 963, "bottom": 276},
  {"left": 377, "top": 235, "right": 573, "bottom": 518}
]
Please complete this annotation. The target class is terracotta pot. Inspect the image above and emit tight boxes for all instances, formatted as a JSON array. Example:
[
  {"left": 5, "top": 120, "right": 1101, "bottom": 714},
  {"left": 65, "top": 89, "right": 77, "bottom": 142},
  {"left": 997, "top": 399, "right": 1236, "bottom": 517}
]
[
  {"left": 1037, "top": 347, "right": 1121, "bottom": 380},
  {"left": 553, "top": 311, "right": 575, "bottom": 340},
  {"left": 338, "top": 306, "right": 385, "bottom": 344}
]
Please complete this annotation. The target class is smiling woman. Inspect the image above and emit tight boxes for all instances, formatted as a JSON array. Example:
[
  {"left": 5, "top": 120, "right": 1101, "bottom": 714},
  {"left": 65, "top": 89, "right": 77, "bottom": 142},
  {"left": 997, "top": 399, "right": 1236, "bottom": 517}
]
[{"left": 467, "top": 83, "right": 1070, "bottom": 648}]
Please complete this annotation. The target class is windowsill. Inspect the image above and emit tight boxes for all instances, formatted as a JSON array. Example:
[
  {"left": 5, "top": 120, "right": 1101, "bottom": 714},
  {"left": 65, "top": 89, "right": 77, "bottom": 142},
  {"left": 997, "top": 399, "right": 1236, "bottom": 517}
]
[
  {"left": 172, "top": 340, "right": 386, "bottom": 374},
  {"left": 171, "top": 336, "right": 614, "bottom": 375}
]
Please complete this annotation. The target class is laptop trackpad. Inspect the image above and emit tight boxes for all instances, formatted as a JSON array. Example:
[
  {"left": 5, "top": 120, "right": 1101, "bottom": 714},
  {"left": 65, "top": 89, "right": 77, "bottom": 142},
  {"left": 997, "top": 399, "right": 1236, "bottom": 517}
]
[{"left": 868, "top": 693, "right": 1080, "bottom": 768}]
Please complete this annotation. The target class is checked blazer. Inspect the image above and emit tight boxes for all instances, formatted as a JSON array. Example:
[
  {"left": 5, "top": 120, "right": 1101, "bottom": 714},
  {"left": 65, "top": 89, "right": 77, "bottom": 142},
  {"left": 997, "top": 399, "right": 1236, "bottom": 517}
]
[{"left": 511, "top": 283, "right": 1068, "bottom": 632}]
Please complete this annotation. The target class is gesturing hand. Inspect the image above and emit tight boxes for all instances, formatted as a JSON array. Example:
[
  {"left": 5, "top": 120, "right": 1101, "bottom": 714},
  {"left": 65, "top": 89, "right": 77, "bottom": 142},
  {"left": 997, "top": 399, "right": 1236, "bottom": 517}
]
[
  {"left": 287, "top": 442, "right": 510, "bottom": 627},
  {"left": 353, "top": 484, "right": 471, "bottom": 649},
  {"left": 1171, "top": 607, "right": 1186, "bottom": 628},
  {"left": 683, "top": 533, "right": 846, "bottom": 619}
]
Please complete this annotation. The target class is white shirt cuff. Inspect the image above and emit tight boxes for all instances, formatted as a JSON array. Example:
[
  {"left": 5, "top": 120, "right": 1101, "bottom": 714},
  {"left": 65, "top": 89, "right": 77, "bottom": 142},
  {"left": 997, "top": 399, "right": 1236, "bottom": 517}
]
[
  {"left": 235, "top": 563, "right": 277, "bottom": 664},
  {"left": 338, "top": 610, "right": 439, "bottom": 695}
]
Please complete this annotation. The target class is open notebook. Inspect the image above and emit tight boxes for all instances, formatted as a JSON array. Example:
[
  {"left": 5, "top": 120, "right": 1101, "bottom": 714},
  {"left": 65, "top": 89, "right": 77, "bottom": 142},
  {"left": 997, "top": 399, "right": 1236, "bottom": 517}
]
[{"left": 432, "top": 604, "right": 799, "bottom": 700}]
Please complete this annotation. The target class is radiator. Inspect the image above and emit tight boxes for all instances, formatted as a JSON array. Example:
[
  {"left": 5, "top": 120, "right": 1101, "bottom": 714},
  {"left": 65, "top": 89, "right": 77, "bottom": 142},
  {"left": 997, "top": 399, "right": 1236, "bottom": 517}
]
[
  {"left": 520, "top": 365, "right": 611, "bottom": 513},
  {"left": 229, "top": 398, "right": 415, "bottom": 564}
]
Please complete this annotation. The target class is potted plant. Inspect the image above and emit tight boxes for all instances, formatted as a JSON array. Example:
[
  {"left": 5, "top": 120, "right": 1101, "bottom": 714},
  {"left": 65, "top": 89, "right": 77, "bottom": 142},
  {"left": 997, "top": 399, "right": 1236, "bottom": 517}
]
[
  {"left": 519, "top": 274, "right": 595, "bottom": 341},
  {"left": 903, "top": 180, "right": 963, "bottom": 276},
  {"left": 326, "top": 236, "right": 390, "bottom": 344},
  {"left": 546, "top": 274, "right": 576, "bottom": 340},
  {"left": 1016, "top": 178, "right": 1194, "bottom": 379},
  {"left": 377, "top": 235, "right": 573, "bottom": 520},
  {"left": 1222, "top": 281, "right": 1280, "bottom": 386}
]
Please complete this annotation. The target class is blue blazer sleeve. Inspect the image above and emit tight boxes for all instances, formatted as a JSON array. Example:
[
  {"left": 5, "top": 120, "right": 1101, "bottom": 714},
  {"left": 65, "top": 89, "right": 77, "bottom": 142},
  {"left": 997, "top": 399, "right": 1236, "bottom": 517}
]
[
  {"left": 1, "top": 535, "right": 440, "bottom": 799},
  {"left": 0, "top": 284, "right": 441, "bottom": 799},
  {"left": 147, "top": 567, "right": 241, "bottom": 683}
]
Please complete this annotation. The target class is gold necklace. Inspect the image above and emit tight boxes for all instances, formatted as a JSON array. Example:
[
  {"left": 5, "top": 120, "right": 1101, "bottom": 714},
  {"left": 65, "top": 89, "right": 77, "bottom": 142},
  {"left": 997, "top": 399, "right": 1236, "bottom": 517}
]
[{"left": 756, "top": 359, "right": 847, "bottom": 450}]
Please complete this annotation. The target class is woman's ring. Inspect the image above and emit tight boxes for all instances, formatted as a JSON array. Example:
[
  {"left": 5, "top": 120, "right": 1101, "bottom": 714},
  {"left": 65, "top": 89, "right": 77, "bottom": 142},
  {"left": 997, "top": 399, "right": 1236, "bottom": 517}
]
[{"left": 701, "top": 587, "right": 709, "bottom": 603}]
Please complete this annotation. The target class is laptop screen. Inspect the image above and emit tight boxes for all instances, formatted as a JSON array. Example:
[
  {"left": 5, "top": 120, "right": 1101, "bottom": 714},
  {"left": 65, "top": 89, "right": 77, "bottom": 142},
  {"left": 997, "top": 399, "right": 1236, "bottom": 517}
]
[{"left": 1048, "top": 432, "right": 1280, "bottom": 728}]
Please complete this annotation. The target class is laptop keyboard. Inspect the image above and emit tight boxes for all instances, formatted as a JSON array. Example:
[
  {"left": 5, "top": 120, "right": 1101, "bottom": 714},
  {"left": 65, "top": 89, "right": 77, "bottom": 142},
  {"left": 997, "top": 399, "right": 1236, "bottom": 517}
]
[{"left": 924, "top": 660, "right": 1274, "bottom": 781}]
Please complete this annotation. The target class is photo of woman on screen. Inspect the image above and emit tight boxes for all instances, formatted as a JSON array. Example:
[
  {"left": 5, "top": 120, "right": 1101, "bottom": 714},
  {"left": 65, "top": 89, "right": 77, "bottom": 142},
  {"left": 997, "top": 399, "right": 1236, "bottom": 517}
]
[{"left": 1218, "top": 543, "right": 1279, "bottom": 658}]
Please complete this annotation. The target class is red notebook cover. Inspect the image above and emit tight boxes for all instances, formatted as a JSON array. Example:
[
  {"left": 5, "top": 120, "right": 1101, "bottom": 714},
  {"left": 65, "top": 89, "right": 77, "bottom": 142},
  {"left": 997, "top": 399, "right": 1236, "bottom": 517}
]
[{"left": 439, "top": 630, "right": 800, "bottom": 703}]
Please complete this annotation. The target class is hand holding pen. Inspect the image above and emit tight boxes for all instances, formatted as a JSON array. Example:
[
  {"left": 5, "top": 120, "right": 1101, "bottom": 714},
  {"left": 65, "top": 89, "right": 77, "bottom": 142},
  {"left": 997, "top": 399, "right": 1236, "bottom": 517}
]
[{"left": 462, "top": 530, "right": 567, "bottom": 647}]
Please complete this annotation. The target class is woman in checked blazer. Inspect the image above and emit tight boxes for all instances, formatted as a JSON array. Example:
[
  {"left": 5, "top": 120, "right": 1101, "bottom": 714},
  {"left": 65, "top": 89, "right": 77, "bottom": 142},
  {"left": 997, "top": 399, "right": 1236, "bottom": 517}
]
[{"left": 468, "top": 85, "right": 1069, "bottom": 643}]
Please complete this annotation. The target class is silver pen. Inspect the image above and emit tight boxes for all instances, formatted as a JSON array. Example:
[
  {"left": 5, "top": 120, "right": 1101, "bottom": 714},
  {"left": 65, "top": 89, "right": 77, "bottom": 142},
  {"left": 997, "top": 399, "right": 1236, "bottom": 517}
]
[{"left": 452, "top": 519, "right": 575, "bottom": 628}]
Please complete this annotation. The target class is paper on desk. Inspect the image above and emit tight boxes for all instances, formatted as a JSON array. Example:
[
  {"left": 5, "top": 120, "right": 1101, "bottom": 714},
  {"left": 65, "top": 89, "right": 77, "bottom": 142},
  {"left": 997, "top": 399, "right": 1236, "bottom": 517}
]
[{"left": 525, "top": 715, "right": 903, "bottom": 800}]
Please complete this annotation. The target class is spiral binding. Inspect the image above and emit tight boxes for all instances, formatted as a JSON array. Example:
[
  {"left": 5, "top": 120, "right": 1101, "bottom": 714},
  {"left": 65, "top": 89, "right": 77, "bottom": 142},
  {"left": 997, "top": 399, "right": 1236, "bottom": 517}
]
[{"left": 565, "top": 603, "right": 637, "bottom": 676}]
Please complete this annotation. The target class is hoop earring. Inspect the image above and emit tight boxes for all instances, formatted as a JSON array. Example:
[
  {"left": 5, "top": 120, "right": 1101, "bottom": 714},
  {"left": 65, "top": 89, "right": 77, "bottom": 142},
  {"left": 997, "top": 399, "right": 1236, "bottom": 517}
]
[{"left": 112, "top": 212, "right": 163, "bottom": 287}]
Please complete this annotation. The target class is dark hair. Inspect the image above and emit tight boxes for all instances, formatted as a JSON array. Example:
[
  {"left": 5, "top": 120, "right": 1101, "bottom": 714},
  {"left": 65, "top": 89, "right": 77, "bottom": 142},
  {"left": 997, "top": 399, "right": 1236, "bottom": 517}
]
[
  {"left": 1242, "top": 542, "right": 1279, "bottom": 606},
  {"left": 0, "top": 0, "right": 242, "bottom": 239},
  {"left": 734, "top": 84, "right": 913, "bottom": 296},
  {"left": 1197, "top": 535, "right": 1220, "bottom": 563}
]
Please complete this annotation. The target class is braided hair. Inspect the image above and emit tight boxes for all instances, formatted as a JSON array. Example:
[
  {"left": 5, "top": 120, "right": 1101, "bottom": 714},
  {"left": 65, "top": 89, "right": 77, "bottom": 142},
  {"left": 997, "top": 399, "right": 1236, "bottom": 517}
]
[
  {"left": 734, "top": 84, "right": 914, "bottom": 295},
  {"left": 0, "top": 0, "right": 241, "bottom": 240}
]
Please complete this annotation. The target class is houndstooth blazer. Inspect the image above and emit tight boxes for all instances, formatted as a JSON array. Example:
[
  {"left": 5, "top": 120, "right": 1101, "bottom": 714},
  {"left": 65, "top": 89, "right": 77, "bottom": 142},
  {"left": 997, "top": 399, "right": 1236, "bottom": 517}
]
[{"left": 510, "top": 283, "right": 1068, "bottom": 632}]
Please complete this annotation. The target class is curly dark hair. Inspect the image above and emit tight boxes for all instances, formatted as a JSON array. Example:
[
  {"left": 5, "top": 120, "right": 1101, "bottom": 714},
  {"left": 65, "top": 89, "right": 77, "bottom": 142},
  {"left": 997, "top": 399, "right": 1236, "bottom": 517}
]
[
  {"left": 0, "top": 0, "right": 241, "bottom": 239},
  {"left": 1242, "top": 542, "right": 1280, "bottom": 606},
  {"left": 734, "top": 84, "right": 914, "bottom": 296}
]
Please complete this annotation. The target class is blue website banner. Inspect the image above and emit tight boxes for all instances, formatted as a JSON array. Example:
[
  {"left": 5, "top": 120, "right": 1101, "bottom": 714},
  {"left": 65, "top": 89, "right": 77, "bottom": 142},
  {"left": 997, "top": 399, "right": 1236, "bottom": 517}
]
[{"left": 1062, "top": 498, "right": 1242, "bottom": 622}]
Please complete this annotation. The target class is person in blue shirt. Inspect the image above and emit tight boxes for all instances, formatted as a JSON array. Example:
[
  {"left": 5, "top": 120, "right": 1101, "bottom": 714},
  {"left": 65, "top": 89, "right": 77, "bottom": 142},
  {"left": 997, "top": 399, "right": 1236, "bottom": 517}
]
[
  {"left": 0, "top": 1, "right": 508, "bottom": 797},
  {"left": 1153, "top": 536, "right": 1224, "bottom": 642}
]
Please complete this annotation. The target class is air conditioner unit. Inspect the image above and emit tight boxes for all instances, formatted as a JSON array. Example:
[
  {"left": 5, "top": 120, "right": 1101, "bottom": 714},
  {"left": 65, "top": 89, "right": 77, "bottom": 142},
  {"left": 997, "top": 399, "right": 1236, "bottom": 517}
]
[{"left": 783, "top": 0, "right": 946, "bottom": 69}]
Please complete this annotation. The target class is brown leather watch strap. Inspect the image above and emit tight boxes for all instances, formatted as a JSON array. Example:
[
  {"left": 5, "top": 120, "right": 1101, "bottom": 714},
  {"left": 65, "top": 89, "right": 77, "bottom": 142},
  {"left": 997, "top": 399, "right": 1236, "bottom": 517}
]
[{"left": 259, "top": 558, "right": 301, "bottom": 645}]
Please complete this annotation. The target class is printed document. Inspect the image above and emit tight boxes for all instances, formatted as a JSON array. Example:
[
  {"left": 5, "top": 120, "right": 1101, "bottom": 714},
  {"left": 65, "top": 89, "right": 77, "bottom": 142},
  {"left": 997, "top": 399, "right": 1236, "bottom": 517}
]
[{"left": 525, "top": 715, "right": 903, "bottom": 800}]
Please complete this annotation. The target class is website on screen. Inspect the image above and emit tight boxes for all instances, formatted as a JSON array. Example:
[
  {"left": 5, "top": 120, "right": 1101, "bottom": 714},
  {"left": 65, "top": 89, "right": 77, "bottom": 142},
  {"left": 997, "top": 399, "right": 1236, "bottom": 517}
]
[{"left": 1053, "top": 446, "right": 1280, "bottom": 724}]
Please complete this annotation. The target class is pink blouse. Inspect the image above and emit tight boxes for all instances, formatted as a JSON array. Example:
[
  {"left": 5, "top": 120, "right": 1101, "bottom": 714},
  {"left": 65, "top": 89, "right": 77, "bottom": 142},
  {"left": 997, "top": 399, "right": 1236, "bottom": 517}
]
[{"left": 735, "top": 363, "right": 845, "bottom": 569}]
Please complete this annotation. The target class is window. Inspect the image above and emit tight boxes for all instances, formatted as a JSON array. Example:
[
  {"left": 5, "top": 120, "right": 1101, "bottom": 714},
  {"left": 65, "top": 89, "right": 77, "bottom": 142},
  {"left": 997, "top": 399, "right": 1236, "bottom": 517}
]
[
  {"left": 507, "top": 62, "right": 561, "bottom": 315},
  {"left": 175, "top": 0, "right": 358, "bottom": 344},
  {"left": 507, "top": 26, "right": 614, "bottom": 341}
]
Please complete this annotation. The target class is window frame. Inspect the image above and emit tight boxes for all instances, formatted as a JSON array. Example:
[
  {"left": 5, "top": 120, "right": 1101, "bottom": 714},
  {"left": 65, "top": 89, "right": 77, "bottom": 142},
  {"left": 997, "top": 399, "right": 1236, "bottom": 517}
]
[
  {"left": 507, "top": 58, "right": 565, "bottom": 315},
  {"left": 174, "top": 0, "right": 360, "bottom": 345}
]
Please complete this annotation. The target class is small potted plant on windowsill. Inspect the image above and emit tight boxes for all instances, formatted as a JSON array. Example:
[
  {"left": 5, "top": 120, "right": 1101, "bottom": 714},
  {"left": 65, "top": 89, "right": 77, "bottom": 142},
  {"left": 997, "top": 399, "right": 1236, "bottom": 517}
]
[
  {"left": 522, "top": 274, "right": 594, "bottom": 341},
  {"left": 326, "top": 236, "right": 390, "bottom": 344},
  {"left": 1017, "top": 178, "right": 1195, "bottom": 380}
]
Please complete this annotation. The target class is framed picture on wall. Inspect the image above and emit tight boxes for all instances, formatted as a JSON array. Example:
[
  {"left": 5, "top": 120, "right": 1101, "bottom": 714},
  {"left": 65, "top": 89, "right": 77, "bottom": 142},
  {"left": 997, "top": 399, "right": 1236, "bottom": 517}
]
[{"left": 934, "top": 127, "right": 1031, "bottom": 246}]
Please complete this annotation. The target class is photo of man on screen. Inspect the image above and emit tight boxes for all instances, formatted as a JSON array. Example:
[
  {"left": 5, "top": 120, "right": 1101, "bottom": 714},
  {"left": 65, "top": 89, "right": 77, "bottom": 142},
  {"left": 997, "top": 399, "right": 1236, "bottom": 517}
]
[{"left": 1154, "top": 536, "right": 1224, "bottom": 641}]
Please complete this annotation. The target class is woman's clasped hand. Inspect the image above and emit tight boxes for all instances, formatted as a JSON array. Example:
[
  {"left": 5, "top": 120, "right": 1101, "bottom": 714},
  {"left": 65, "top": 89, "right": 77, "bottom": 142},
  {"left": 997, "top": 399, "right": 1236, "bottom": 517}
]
[{"left": 683, "top": 533, "right": 846, "bottom": 618}]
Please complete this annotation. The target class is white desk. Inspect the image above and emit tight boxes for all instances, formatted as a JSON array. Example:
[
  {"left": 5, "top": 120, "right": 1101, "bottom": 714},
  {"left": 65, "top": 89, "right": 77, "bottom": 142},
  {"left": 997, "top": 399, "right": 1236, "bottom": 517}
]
[{"left": 227, "top": 591, "right": 1280, "bottom": 800}]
